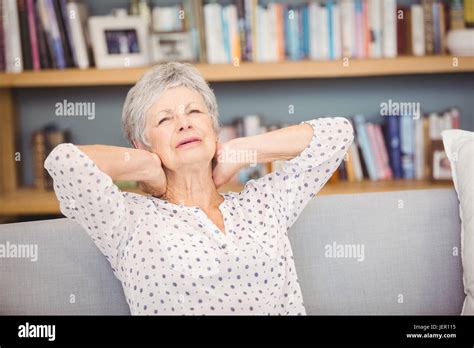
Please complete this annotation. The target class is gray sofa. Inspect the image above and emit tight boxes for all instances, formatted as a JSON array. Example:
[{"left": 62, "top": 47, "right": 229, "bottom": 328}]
[{"left": 0, "top": 188, "right": 464, "bottom": 315}]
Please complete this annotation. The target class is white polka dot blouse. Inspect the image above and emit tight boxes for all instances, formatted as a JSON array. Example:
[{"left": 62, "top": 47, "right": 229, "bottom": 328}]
[{"left": 44, "top": 117, "right": 354, "bottom": 315}]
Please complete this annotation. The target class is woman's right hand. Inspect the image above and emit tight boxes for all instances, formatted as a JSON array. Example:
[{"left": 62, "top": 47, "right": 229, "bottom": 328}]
[{"left": 137, "top": 153, "right": 167, "bottom": 197}]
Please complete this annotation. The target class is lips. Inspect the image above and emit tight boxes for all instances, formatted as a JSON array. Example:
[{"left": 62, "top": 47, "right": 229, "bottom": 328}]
[{"left": 176, "top": 136, "right": 202, "bottom": 148}]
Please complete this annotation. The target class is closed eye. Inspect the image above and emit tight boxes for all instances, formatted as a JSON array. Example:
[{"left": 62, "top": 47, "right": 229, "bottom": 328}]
[
  {"left": 158, "top": 117, "right": 170, "bottom": 125},
  {"left": 189, "top": 109, "right": 201, "bottom": 114}
]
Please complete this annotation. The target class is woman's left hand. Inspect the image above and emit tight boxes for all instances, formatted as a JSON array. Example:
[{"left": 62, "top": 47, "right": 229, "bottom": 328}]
[{"left": 212, "top": 141, "right": 245, "bottom": 188}]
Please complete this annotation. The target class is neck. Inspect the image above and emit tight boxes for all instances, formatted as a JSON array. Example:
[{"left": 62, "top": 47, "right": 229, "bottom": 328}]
[{"left": 161, "top": 163, "right": 223, "bottom": 211}]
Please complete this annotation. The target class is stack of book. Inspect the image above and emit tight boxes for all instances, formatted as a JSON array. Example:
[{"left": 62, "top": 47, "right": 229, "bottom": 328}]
[
  {"left": 202, "top": 0, "right": 474, "bottom": 63},
  {"left": 32, "top": 123, "right": 71, "bottom": 190},
  {"left": 215, "top": 107, "right": 461, "bottom": 185},
  {"left": 331, "top": 107, "right": 460, "bottom": 183},
  {"left": 1, "top": 0, "right": 91, "bottom": 73},
  {"left": 2, "top": 0, "right": 474, "bottom": 71}
]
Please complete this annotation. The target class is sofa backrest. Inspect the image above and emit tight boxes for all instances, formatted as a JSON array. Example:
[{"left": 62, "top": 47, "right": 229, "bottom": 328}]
[
  {"left": 0, "top": 188, "right": 464, "bottom": 315},
  {"left": 289, "top": 188, "right": 464, "bottom": 315}
]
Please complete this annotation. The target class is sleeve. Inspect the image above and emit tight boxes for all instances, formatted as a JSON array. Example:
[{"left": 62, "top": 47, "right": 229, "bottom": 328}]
[
  {"left": 243, "top": 117, "right": 354, "bottom": 232},
  {"left": 44, "top": 143, "right": 127, "bottom": 270}
]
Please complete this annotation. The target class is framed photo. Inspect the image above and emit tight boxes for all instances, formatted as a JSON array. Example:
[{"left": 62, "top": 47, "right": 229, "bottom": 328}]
[
  {"left": 88, "top": 15, "right": 150, "bottom": 69},
  {"left": 430, "top": 139, "right": 453, "bottom": 180},
  {"left": 150, "top": 32, "right": 195, "bottom": 63},
  {"left": 432, "top": 150, "right": 452, "bottom": 180}
]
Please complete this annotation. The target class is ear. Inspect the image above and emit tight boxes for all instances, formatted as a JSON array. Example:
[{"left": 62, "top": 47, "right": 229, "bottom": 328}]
[{"left": 132, "top": 139, "right": 146, "bottom": 150}]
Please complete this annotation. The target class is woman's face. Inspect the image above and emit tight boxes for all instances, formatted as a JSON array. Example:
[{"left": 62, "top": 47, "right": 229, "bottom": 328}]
[{"left": 142, "top": 86, "right": 217, "bottom": 171}]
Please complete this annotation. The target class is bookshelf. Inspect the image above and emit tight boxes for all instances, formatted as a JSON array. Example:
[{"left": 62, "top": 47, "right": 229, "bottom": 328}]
[
  {"left": 0, "top": 56, "right": 470, "bottom": 217},
  {"left": 0, "top": 56, "right": 473, "bottom": 87},
  {"left": 0, "top": 180, "right": 454, "bottom": 216},
  {"left": 0, "top": 0, "right": 471, "bottom": 225}
]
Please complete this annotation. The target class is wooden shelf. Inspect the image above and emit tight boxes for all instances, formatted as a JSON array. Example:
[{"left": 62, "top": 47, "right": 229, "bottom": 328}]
[
  {"left": 0, "top": 180, "right": 453, "bottom": 216},
  {"left": 0, "top": 56, "right": 473, "bottom": 87}
]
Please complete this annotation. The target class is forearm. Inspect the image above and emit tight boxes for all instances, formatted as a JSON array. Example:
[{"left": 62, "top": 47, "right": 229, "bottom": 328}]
[
  {"left": 76, "top": 144, "right": 161, "bottom": 181},
  {"left": 228, "top": 123, "right": 314, "bottom": 166}
]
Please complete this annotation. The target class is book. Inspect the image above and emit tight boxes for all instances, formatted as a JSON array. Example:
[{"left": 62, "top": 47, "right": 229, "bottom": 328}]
[
  {"left": 26, "top": 0, "right": 41, "bottom": 70},
  {"left": 33, "top": 124, "right": 71, "bottom": 190},
  {"left": 414, "top": 116, "right": 425, "bottom": 179},
  {"left": 382, "top": 0, "right": 397, "bottom": 58},
  {"left": 67, "top": 0, "right": 90, "bottom": 69},
  {"left": 386, "top": 116, "right": 402, "bottom": 179},
  {"left": 4, "top": 0, "right": 23, "bottom": 72},
  {"left": 204, "top": 2, "right": 226, "bottom": 63},
  {"left": 18, "top": 0, "right": 33, "bottom": 70},
  {"left": 422, "top": 0, "right": 435, "bottom": 54},
  {"left": 32, "top": 130, "right": 47, "bottom": 190},
  {"left": 400, "top": 115, "right": 415, "bottom": 179},
  {"left": 465, "top": 0, "right": 474, "bottom": 28},
  {"left": 411, "top": 4, "right": 425, "bottom": 56},
  {"left": 366, "top": 123, "right": 384, "bottom": 179},
  {"left": 330, "top": 1, "right": 342, "bottom": 60},
  {"left": 354, "top": 115, "right": 377, "bottom": 181},
  {"left": 368, "top": 0, "right": 382, "bottom": 58},
  {"left": 354, "top": 0, "right": 365, "bottom": 59},
  {"left": 37, "top": 0, "right": 58, "bottom": 68},
  {"left": 397, "top": 5, "right": 411, "bottom": 56},
  {"left": 347, "top": 117, "right": 364, "bottom": 181},
  {"left": 0, "top": 0, "right": 5, "bottom": 71},
  {"left": 450, "top": 0, "right": 465, "bottom": 30},
  {"left": 54, "top": 0, "right": 75, "bottom": 67},
  {"left": 340, "top": 0, "right": 356, "bottom": 58},
  {"left": 374, "top": 123, "right": 393, "bottom": 179},
  {"left": 44, "top": 0, "right": 66, "bottom": 68}
]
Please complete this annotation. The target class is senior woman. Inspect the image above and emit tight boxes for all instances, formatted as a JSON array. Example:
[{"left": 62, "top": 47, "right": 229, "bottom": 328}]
[{"left": 44, "top": 62, "right": 354, "bottom": 315}]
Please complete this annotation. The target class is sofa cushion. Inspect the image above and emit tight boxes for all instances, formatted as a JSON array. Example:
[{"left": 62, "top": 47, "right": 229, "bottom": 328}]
[
  {"left": 0, "top": 218, "right": 130, "bottom": 315},
  {"left": 289, "top": 188, "right": 464, "bottom": 314},
  {"left": 442, "top": 129, "right": 474, "bottom": 315}
]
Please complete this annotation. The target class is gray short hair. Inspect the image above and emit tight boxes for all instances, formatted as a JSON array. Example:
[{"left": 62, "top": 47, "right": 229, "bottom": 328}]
[{"left": 122, "top": 62, "right": 220, "bottom": 148}]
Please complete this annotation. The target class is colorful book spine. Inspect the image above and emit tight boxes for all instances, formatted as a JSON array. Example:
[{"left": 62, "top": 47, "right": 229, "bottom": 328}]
[
  {"left": 368, "top": 0, "right": 382, "bottom": 58},
  {"left": 465, "top": 0, "right": 474, "bottom": 27},
  {"left": 354, "top": 115, "right": 377, "bottom": 180},
  {"left": 354, "top": 0, "right": 365, "bottom": 59},
  {"left": 4, "top": 0, "right": 23, "bottom": 72},
  {"left": 386, "top": 116, "right": 402, "bottom": 179},
  {"left": 400, "top": 115, "right": 415, "bottom": 179},
  {"left": 221, "top": 5, "right": 231, "bottom": 63},
  {"left": 331, "top": 1, "right": 342, "bottom": 59},
  {"left": 341, "top": 0, "right": 356, "bottom": 58},
  {"left": 382, "top": 0, "right": 397, "bottom": 58},
  {"left": 18, "top": 0, "right": 33, "bottom": 70},
  {"left": 374, "top": 123, "right": 393, "bottom": 179},
  {"left": 411, "top": 4, "right": 425, "bottom": 56},
  {"left": 66, "top": 0, "right": 89, "bottom": 69},
  {"left": 422, "top": 0, "right": 435, "bottom": 54},
  {"left": 327, "top": 0, "right": 334, "bottom": 59},
  {"left": 26, "top": 0, "right": 40, "bottom": 70},
  {"left": 0, "top": 0, "right": 5, "bottom": 71},
  {"left": 367, "top": 123, "right": 385, "bottom": 179},
  {"left": 58, "top": 0, "right": 77, "bottom": 67},
  {"left": 414, "top": 116, "right": 425, "bottom": 179}
]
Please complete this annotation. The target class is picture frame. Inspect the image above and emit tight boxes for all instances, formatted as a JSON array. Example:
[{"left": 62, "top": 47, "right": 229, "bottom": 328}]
[
  {"left": 150, "top": 31, "right": 195, "bottom": 63},
  {"left": 88, "top": 15, "right": 150, "bottom": 69},
  {"left": 431, "top": 140, "right": 452, "bottom": 180}
]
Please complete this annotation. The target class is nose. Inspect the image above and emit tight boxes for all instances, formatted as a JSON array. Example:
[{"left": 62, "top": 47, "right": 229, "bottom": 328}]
[{"left": 176, "top": 112, "right": 192, "bottom": 132}]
